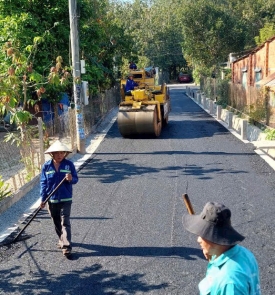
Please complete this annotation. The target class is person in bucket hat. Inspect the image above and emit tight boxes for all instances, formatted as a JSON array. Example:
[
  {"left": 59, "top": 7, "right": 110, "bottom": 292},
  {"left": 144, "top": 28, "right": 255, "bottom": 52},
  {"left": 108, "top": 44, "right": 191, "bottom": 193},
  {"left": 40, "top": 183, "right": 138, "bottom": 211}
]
[
  {"left": 40, "top": 140, "right": 78, "bottom": 257},
  {"left": 182, "top": 202, "right": 261, "bottom": 295}
]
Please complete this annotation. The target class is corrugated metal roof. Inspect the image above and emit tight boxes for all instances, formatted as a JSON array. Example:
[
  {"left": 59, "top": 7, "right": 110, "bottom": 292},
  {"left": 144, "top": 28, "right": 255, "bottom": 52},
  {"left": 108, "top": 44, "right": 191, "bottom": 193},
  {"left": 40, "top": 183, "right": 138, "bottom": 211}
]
[{"left": 231, "top": 35, "right": 275, "bottom": 64}]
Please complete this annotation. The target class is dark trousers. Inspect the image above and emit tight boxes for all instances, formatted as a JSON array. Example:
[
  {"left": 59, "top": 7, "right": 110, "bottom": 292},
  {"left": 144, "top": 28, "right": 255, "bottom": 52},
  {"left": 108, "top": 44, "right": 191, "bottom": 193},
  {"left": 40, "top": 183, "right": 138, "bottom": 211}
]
[{"left": 47, "top": 201, "right": 72, "bottom": 249}]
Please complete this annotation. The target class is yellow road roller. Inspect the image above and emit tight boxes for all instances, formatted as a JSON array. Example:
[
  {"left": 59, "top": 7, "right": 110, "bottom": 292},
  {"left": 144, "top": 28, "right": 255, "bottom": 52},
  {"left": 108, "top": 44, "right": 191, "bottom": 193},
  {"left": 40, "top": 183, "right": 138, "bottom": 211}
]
[{"left": 118, "top": 69, "right": 171, "bottom": 138}]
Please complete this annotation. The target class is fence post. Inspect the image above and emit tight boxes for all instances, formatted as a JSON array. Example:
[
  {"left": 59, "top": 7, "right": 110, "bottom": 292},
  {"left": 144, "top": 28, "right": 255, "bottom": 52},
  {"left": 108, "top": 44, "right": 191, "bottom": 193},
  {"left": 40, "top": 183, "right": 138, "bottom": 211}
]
[
  {"left": 228, "top": 112, "right": 233, "bottom": 129},
  {"left": 241, "top": 119, "right": 248, "bottom": 140},
  {"left": 38, "top": 117, "right": 45, "bottom": 166},
  {"left": 202, "top": 94, "right": 206, "bottom": 109},
  {"left": 69, "top": 108, "right": 76, "bottom": 150},
  {"left": 196, "top": 92, "right": 200, "bottom": 103},
  {"left": 217, "top": 105, "right": 222, "bottom": 120},
  {"left": 198, "top": 93, "right": 201, "bottom": 104},
  {"left": 209, "top": 100, "right": 214, "bottom": 115},
  {"left": 12, "top": 176, "right": 17, "bottom": 193}
]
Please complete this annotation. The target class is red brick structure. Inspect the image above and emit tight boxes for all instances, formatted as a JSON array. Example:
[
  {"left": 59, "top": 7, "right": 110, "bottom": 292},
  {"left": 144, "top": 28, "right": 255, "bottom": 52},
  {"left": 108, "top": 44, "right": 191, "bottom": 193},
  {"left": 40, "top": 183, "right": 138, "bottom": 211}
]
[
  {"left": 230, "top": 36, "right": 275, "bottom": 127},
  {"left": 231, "top": 36, "right": 275, "bottom": 87}
]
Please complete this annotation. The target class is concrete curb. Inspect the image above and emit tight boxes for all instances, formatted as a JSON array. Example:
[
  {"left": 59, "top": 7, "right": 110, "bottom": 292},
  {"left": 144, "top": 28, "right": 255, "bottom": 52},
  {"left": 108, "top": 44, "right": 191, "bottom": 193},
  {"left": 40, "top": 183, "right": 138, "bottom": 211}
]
[{"left": 185, "top": 87, "right": 275, "bottom": 171}]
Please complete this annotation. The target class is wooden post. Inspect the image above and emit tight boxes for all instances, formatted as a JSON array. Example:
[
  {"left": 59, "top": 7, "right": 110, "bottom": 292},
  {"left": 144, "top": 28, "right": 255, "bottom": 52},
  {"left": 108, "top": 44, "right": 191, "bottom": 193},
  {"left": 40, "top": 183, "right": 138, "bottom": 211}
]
[
  {"left": 12, "top": 176, "right": 17, "bottom": 192},
  {"left": 38, "top": 117, "right": 45, "bottom": 166}
]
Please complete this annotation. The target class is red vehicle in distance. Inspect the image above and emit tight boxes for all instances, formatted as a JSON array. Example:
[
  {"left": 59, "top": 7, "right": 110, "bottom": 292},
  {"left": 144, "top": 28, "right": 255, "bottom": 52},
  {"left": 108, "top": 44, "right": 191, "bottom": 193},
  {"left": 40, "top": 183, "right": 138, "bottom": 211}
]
[{"left": 178, "top": 72, "right": 192, "bottom": 83}]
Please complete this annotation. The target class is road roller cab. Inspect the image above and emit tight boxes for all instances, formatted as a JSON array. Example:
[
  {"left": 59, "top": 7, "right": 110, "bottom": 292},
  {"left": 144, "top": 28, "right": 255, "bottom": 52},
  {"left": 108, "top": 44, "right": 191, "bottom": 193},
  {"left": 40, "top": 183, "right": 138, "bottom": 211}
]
[{"left": 118, "top": 68, "right": 171, "bottom": 138}]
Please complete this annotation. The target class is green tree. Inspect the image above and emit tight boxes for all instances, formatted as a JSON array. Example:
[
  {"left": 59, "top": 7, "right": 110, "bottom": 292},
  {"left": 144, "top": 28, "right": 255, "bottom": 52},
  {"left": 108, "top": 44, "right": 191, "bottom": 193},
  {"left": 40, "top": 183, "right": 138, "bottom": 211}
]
[
  {"left": 255, "top": 22, "right": 275, "bottom": 45},
  {"left": 181, "top": 0, "right": 246, "bottom": 68},
  {"left": 0, "top": 0, "right": 71, "bottom": 70},
  {"left": 1, "top": 39, "right": 69, "bottom": 159},
  {"left": 108, "top": 0, "right": 186, "bottom": 77}
]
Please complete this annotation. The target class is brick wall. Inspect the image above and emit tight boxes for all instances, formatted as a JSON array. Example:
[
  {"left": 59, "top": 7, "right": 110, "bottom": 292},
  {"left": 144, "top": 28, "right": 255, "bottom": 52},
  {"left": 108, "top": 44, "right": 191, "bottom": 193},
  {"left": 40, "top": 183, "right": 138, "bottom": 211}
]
[
  {"left": 230, "top": 36, "right": 275, "bottom": 128},
  {"left": 232, "top": 36, "right": 275, "bottom": 87}
]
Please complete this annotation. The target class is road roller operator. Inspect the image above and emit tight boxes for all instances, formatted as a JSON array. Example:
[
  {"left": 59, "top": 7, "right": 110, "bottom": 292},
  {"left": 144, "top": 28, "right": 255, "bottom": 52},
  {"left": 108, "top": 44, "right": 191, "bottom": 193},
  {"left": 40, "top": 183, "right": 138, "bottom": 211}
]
[{"left": 125, "top": 73, "right": 139, "bottom": 95}]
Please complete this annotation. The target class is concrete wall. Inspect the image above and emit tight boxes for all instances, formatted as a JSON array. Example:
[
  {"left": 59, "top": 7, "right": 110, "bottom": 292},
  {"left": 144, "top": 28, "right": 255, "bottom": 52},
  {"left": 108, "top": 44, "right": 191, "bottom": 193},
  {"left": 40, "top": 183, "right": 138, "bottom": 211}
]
[{"left": 187, "top": 87, "right": 268, "bottom": 142}]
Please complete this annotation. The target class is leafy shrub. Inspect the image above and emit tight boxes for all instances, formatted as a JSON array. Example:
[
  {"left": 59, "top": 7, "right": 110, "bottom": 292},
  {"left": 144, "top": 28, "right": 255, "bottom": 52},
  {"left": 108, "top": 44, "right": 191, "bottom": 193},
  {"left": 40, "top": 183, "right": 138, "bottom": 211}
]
[
  {"left": 0, "top": 176, "right": 12, "bottom": 201},
  {"left": 264, "top": 128, "right": 275, "bottom": 140}
]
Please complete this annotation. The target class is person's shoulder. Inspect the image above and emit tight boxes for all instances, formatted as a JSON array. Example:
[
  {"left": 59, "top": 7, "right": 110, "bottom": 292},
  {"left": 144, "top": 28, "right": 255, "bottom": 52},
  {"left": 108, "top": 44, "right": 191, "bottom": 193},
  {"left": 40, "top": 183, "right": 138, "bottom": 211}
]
[
  {"left": 43, "top": 159, "right": 52, "bottom": 166},
  {"left": 63, "top": 158, "right": 73, "bottom": 164},
  {"left": 225, "top": 245, "right": 259, "bottom": 273},
  {"left": 63, "top": 158, "right": 76, "bottom": 167},
  {"left": 237, "top": 245, "right": 256, "bottom": 256}
]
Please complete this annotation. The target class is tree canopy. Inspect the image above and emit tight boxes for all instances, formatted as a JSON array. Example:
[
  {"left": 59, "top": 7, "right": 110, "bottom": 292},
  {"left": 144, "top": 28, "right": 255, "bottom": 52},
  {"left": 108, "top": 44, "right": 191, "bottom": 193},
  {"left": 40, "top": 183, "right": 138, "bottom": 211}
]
[{"left": 0, "top": 0, "right": 274, "bottom": 116}]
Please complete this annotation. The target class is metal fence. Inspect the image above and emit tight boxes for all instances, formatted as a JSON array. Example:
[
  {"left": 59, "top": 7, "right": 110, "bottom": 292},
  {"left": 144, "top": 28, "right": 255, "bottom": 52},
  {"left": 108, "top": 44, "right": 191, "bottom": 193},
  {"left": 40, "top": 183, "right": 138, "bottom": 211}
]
[
  {"left": 200, "top": 77, "right": 275, "bottom": 128},
  {"left": 0, "top": 84, "right": 121, "bottom": 195}
]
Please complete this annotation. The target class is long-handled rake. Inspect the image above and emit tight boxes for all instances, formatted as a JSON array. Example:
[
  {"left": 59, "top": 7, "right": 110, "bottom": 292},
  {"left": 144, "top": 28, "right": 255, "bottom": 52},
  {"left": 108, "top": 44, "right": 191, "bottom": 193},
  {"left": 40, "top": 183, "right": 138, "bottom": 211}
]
[
  {"left": 182, "top": 193, "right": 195, "bottom": 215},
  {"left": 10, "top": 177, "right": 66, "bottom": 244}
]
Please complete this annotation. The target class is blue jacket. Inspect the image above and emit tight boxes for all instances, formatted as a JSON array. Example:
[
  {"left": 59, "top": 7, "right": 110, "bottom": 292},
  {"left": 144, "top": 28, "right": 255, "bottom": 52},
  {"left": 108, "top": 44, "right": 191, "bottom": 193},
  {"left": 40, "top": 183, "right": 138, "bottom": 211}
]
[
  {"left": 125, "top": 78, "right": 139, "bottom": 92},
  {"left": 129, "top": 63, "right": 137, "bottom": 69},
  {"left": 40, "top": 158, "right": 78, "bottom": 203}
]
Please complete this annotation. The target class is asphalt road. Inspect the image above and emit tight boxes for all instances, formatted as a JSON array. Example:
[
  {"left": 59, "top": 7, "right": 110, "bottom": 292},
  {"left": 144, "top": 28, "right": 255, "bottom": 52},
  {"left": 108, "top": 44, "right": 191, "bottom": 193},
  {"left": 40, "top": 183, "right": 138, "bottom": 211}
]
[{"left": 0, "top": 85, "right": 275, "bottom": 294}]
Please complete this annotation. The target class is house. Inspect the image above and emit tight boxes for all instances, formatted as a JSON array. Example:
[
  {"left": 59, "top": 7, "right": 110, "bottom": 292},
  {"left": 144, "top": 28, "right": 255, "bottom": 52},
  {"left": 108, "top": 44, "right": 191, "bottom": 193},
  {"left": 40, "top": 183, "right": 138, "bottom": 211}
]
[{"left": 230, "top": 36, "right": 275, "bottom": 127}]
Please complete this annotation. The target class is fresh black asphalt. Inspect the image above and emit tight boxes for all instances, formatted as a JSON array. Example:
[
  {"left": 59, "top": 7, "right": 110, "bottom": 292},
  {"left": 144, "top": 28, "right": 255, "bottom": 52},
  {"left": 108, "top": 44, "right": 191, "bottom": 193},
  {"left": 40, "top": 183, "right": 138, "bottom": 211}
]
[{"left": 0, "top": 86, "right": 274, "bottom": 294}]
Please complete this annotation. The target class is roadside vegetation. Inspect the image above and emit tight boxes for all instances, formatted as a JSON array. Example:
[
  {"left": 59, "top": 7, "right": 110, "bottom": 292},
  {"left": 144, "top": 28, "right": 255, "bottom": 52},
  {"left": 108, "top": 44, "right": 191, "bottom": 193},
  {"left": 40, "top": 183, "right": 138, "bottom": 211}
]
[{"left": 0, "top": 0, "right": 275, "bottom": 197}]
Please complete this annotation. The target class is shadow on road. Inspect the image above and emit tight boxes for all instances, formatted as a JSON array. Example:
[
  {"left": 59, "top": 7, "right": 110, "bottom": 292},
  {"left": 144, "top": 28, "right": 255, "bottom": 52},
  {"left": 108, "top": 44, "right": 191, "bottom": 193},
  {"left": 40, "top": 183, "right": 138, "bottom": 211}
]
[
  {"left": 0, "top": 262, "right": 169, "bottom": 294},
  {"left": 70, "top": 242, "right": 204, "bottom": 260},
  {"left": 0, "top": 243, "right": 202, "bottom": 294},
  {"left": 78, "top": 156, "right": 249, "bottom": 183}
]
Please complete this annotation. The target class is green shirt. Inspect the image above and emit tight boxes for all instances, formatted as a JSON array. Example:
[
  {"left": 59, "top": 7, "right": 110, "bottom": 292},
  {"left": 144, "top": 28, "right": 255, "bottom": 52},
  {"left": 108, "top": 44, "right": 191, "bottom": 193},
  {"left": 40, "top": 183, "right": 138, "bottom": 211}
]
[{"left": 199, "top": 245, "right": 261, "bottom": 295}]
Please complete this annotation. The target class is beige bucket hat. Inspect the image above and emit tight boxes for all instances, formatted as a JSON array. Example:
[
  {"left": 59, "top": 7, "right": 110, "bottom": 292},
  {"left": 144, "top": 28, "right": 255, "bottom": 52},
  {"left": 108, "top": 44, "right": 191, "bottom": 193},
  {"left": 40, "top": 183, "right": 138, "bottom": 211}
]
[{"left": 44, "top": 140, "right": 72, "bottom": 154}]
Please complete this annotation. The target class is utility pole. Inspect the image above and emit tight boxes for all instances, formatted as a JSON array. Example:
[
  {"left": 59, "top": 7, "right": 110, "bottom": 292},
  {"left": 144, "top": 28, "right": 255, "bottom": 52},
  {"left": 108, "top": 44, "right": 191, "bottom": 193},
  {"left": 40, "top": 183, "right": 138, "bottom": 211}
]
[{"left": 68, "top": 0, "right": 85, "bottom": 154}]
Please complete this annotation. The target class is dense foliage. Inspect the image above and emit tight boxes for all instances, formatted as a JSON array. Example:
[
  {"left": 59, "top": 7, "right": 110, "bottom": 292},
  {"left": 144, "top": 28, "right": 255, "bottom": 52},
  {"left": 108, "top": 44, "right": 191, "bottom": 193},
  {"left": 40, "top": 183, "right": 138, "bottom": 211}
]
[
  {"left": 108, "top": 0, "right": 275, "bottom": 80},
  {"left": 0, "top": 0, "right": 274, "bottom": 122}
]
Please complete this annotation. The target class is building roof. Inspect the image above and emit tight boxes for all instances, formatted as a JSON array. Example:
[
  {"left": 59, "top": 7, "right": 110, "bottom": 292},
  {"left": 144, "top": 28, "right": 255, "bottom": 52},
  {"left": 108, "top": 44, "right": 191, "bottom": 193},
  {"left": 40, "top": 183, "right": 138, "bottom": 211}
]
[
  {"left": 256, "top": 72, "right": 275, "bottom": 87},
  {"left": 231, "top": 35, "right": 275, "bottom": 64}
]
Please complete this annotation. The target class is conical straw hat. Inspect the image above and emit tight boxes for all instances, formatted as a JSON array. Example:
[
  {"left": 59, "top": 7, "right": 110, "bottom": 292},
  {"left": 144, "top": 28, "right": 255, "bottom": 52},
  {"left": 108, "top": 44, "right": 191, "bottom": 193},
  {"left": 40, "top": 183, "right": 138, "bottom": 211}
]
[{"left": 44, "top": 140, "right": 72, "bottom": 154}]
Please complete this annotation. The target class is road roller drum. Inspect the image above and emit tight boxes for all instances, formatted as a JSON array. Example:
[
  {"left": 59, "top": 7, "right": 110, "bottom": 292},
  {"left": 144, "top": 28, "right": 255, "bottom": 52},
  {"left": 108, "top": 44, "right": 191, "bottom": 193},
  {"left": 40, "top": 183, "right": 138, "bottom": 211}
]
[{"left": 117, "top": 105, "right": 161, "bottom": 138}]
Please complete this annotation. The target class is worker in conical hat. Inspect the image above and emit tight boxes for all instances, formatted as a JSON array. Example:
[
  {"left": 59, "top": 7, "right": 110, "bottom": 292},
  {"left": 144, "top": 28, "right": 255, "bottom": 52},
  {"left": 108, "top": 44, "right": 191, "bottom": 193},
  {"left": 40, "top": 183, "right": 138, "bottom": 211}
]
[
  {"left": 40, "top": 139, "right": 78, "bottom": 257},
  {"left": 44, "top": 139, "right": 72, "bottom": 155}
]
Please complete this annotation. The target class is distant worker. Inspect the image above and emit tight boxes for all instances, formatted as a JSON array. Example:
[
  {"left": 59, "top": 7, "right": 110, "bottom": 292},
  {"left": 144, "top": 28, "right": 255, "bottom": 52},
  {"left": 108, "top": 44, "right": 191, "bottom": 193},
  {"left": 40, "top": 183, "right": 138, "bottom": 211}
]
[
  {"left": 129, "top": 61, "right": 137, "bottom": 70},
  {"left": 40, "top": 140, "right": 78, "bottom": 257},
  {"left": 125, "top": 73, "right": 139, "bottom": 95},
  {"left": 182, "top": 201, "right": 261, "bottom": 295}
]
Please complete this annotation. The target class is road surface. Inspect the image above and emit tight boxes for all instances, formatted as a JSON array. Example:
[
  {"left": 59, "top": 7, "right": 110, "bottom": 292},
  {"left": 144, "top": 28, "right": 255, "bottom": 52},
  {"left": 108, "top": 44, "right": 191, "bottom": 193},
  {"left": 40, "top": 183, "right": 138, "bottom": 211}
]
[{"left": 0, "top": 85, "right": 274, "bottom": 294}]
